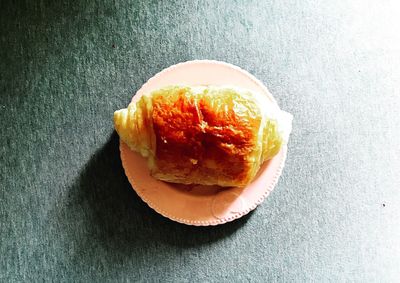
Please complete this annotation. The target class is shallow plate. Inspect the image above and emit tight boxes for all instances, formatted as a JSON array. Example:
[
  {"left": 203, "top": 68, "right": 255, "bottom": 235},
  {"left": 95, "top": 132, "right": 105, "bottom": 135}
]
[{"left": 120, "top": 60, "right": 289, "bottom": 226}]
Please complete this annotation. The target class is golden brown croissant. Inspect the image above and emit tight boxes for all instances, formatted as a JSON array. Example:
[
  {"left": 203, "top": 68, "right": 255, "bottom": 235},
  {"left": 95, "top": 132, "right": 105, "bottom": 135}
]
[{"left": 114, "top": 86, "right": 291, "bottom": 187}]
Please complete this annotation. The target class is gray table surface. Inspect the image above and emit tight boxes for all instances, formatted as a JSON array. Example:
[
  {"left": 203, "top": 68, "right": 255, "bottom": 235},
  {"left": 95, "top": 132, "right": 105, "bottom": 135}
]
[{"left": 1, "top": 0, "right": 400, "bottom": 282}]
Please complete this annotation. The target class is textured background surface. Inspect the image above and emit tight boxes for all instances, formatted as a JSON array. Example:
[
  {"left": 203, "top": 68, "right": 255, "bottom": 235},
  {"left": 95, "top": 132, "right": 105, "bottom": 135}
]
[{"left": 1, "top": 0, "right": 400, "bottom": 282}]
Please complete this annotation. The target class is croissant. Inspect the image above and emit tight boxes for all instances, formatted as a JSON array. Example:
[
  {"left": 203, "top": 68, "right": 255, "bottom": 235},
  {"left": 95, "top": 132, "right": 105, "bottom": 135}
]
[{"left": 114, "top": 86, "right": 291, "bottom": 187}]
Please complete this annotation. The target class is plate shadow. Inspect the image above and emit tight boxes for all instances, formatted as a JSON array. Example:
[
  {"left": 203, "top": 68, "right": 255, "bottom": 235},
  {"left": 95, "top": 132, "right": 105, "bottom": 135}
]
[{"left": 67, "top": 132, "right": 252, "bottom": 258}]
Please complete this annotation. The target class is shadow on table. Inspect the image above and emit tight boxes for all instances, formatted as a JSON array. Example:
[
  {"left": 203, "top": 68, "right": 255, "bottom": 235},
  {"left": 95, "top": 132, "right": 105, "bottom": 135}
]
[{"left": 69, "top": 132, "right": 251, "bottom": 255}]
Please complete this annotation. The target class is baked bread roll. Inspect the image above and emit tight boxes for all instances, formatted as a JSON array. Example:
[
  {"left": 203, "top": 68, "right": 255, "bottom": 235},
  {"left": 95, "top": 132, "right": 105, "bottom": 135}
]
[{"left": 114, "top": 86, "right": 291, "bottom": 187}]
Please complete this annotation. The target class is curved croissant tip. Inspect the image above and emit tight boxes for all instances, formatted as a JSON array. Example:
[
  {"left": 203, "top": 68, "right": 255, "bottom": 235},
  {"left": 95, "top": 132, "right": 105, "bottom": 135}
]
[{"left": 114, "top": 108, "right": 128, "bottom": 133}]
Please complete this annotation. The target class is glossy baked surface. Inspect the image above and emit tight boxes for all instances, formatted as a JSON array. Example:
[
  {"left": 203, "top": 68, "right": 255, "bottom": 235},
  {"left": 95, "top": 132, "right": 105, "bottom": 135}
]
[{"left": 152, "top": 87, "right": 262, "bottom": 186}]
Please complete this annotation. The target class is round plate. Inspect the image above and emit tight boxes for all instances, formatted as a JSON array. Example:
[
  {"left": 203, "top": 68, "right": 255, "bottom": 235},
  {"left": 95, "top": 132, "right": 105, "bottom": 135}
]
[{"left": 120, "top": 60, "right": 289, "bottom": 226}]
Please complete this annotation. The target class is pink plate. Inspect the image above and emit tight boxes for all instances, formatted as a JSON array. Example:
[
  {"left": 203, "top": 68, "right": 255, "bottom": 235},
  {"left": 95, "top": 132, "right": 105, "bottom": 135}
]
[{"left": 120, "top": 60, "right": 289, "bottom": 226}]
